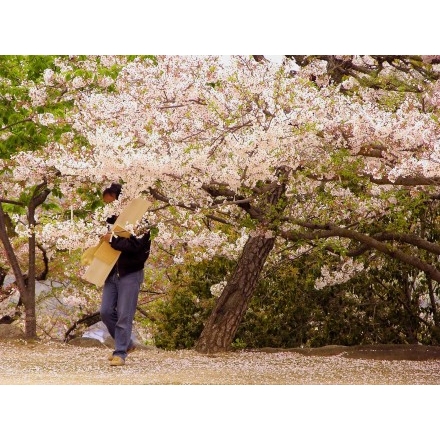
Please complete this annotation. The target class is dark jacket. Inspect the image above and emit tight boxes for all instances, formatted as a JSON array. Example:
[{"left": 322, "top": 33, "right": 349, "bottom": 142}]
[{"left": 108, "top": 231, "right": 151, "bottom": 278}]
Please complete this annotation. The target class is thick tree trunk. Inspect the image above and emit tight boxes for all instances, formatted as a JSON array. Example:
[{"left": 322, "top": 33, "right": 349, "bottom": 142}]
[
  {"left": 25, "top": 203, "right": 37, "bottom": 338},
  {"left": 195, "top": 166, "right": 291, "bottom": 354},
  {"left": 195, "top": 231, "right": 276, "bottom": 354},
  {"left": 22, "top": 184, "right": 50, "bottom": 338}
]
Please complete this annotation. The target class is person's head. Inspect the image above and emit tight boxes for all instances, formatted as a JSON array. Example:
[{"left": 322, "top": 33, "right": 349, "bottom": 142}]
[{"left": 103, "top": 183, "right": 122, "bottom": 204}]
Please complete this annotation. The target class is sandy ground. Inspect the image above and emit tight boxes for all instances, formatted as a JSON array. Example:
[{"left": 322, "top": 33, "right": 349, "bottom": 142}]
[
  {"left": 2, "top": 339, "right": 439, "bottom": 440},
  {"left": 1, "top": 340, "right": 440, "bottom": 385}
]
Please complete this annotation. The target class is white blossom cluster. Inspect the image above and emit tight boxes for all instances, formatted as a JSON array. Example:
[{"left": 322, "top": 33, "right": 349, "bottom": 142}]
[
  {"left": 315, "top": 258, "right": 365, "bottom": 290},
  {"left": 3, "top": 55, "right": 440, "bottom": 318},
  {"left": 210, "top": 281, "right": 227, "bottom": 297},
  {"left": 39, "top": 219, "right": 107, "bottom": 252}
]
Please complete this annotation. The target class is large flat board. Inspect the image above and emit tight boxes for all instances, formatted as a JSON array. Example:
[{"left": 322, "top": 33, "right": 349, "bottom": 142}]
[
  {"left": 81, "top": 198, "right": 151, "bottom": 287},
  {"left": 82, "top": 243, "right": 121, "bottom": 287},
  {"left": 114, "top": 198, "right": 150, "bottom": 233}
]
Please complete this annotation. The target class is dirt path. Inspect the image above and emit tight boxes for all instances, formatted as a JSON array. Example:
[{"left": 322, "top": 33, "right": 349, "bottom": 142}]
[{"left": 1, "top": 340, "right": 440, "bottom": 385}]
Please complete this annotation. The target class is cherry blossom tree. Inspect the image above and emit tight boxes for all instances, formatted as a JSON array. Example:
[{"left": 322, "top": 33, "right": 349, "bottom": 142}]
[
  {"left": 0, "top": 56, "right": 127, "bottom": 337},
  {"left": 0, "top": 56, "right": 63, "bottom": 336},
  {"left": 3, "top": 55, "right": 440, "bottom": 351}
]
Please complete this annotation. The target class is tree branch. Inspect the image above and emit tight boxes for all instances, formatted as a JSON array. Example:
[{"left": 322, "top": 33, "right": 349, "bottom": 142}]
[
  {"left": 0, "top": 117, "right": 33, "bottom": 132},
  {"left": 287, "top": 221, "right": 440, "bottom": 283}
]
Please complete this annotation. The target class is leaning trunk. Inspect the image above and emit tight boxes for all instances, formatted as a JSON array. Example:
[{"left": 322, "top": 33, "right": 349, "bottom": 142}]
[
  {"left": 195, "top": 231, "right": 276, "bottom": 354},
  {"left": 0, "top": 182, "right": 50, "bottom": 338},
  {"left": 195, "top": 166, "right": 291, "bottom": 354},
  {"left": 0, "top": 203, "right": 28, "bottom": 303}
]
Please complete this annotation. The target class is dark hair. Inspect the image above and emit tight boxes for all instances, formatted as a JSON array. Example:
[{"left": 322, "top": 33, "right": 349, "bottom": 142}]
[{"left": 103, "top": 183, "right": 122, "bottom": 200}]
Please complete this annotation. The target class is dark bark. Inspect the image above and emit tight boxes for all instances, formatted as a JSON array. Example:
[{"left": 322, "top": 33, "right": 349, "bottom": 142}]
[
  {"left": 0, "top": 204, "right": 28, "bottom": 303},
  {"left": 280, "top": 220, "right": 440, "bottom": 284},
  {"left": 0, "top": 265, "right": 6, "bottom": 286},
  {"left": 64, "top": 311, "right": 101, "bottom": 342},
  {"left": 288, "top": 55, "right": 440, "bottom": 88},
  {"left": 309, "top": 222, "right": 440, "bottom": 283},
  {"left": 25, "top": 202, "right": 37, "bottom": 337},
  {"left": 195, "top": 231, "right": 276, "bottom": 354},
  {"left": 0, "top": 208, "right": 27, "bottom": 324},
  {"left": 36, "top": 243, "right": 49, "bottom": 280},
  {"left": 0, "top": 181, "right": 50, "bottom": 338},
  {"left": 22, "top": 183, "right": 50, "bottom": 337},
  {"left": 195, "top": 166, "right": 291, "bottom": 353}
]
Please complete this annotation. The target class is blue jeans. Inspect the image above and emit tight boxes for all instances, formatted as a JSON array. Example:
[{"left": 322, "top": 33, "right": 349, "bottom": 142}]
[{"left": 100, "top": 269, "right": 144, "bottom": 359}]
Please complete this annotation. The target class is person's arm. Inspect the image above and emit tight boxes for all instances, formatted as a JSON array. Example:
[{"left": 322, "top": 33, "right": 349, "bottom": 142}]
[{"left": 102, "top": 231, "right": 151, "bottom": 253}]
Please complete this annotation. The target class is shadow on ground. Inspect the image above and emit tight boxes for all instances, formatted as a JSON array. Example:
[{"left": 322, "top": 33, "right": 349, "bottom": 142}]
[
  {"left": 68, "top": 335, "right": 440, "bottom": 360},
  {"left": 257, "top": 344, "right": 440, "bottom": 361}
]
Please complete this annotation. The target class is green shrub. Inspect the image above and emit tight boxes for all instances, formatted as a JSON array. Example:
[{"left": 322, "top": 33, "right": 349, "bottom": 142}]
[
  {"left": 149, "top": 256, "right": 235, "bottom": 350},
  {"left": 148, "top": 250, "right": 440, "bottom": 350}
]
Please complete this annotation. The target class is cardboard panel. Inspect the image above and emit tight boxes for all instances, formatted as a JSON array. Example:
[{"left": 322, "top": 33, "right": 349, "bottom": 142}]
[
  {"left": 82, "top": 254, "right": 119, "bottom": 287},
  {"left": 80, "top": 244, "right": 99, "bottom": 266},
  {"left": 114, "top": 198, "right": 151, "bottom": 235},
  {"left": 81, "top": 198, "right": 151, "bottom": 287},
  {"left": 93, "top": 241, "right": 121, "bottom": 265}
]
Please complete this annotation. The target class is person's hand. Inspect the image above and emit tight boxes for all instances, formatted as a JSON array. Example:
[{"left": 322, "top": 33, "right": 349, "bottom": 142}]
[{"left": 101, "top": 232, "right": 112, "bottom": 242}]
